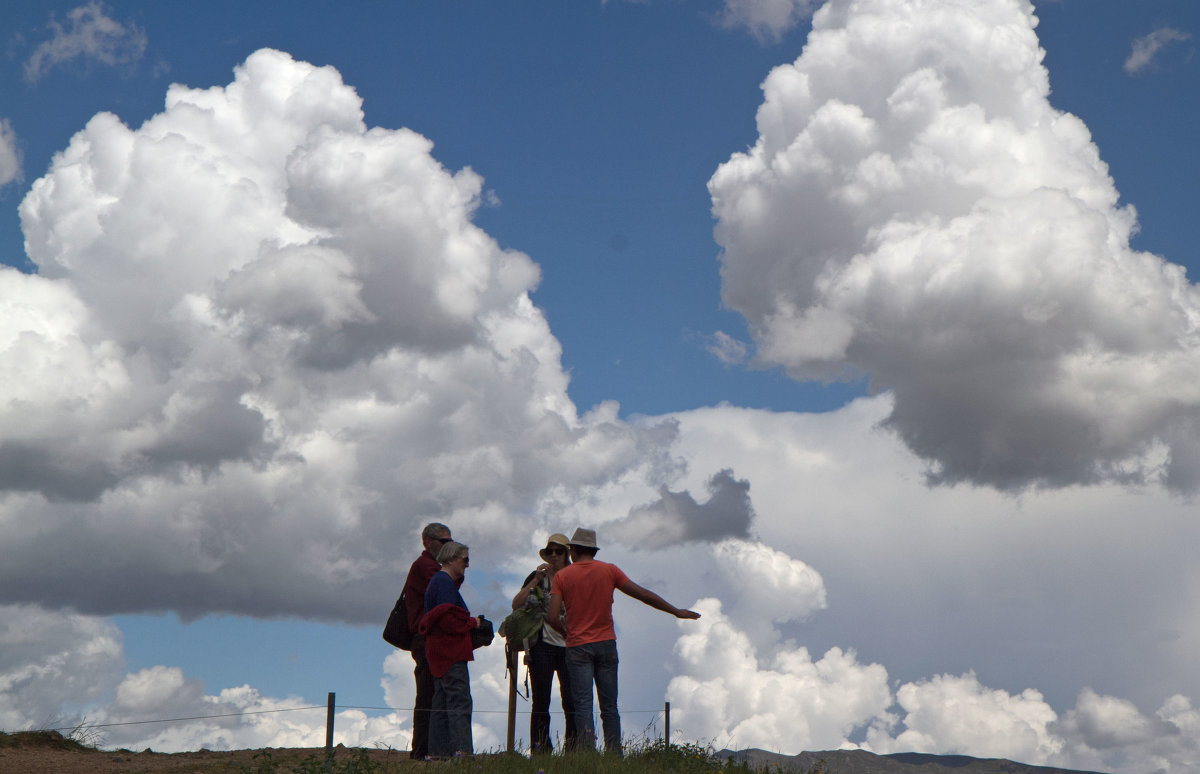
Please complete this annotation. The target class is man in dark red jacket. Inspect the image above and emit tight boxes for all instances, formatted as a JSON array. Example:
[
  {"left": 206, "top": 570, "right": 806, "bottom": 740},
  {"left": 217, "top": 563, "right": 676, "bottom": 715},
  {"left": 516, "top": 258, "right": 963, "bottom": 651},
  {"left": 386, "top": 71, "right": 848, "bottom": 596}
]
[{"left": 403, "top": 522, "right": 451, "bottom": 760}]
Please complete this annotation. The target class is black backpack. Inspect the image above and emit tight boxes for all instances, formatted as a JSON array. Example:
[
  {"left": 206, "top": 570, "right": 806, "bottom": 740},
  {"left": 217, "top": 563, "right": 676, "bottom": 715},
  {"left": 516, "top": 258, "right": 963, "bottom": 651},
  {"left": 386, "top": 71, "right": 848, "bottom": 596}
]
[{"left": 382, "top": 590, "right": 414, "bottom": 650}]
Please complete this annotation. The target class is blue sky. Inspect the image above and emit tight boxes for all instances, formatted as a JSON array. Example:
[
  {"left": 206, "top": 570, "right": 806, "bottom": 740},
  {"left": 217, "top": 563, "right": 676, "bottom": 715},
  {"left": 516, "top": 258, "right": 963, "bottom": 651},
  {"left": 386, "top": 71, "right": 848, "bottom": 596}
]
[{"left": 2, "top": 1, "right": 1200, "bottom": 772}]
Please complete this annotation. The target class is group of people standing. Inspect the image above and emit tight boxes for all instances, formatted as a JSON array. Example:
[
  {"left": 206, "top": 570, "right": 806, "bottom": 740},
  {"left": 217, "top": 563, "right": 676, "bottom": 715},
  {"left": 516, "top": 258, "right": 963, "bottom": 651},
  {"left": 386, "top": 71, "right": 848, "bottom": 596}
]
[{"left": 400, "top": 523, "right": 700, "bottom": 759}]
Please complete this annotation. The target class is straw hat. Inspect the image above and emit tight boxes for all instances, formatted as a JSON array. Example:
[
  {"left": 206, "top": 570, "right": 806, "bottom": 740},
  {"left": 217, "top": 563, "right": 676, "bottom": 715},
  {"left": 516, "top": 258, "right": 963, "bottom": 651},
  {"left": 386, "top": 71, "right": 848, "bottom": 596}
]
[
  {"left": 539, "top": 533, "right": 571, "bottom": 561},
  {"left": 567, "top": 527, "right": 599, "bottom": 550}
]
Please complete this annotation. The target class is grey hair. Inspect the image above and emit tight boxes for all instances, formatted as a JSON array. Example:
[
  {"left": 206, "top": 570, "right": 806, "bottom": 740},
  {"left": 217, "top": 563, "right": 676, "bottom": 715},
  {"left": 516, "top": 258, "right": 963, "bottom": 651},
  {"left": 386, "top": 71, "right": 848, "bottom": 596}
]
[
  {"left": 422, "top": 522, "right": 451, "bottom": 541},
  {"left": 436, "top": 541, "right": 468, "bottom": 565}
]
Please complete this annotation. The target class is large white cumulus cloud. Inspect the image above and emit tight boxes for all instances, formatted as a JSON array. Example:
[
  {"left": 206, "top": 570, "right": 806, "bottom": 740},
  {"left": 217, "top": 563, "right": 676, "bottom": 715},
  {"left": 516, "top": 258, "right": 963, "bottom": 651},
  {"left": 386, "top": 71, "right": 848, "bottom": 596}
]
[
  {"left": 710, "top": 0, "right": 1200, "bottom": 491},
  {"left": 650, "top": 398, "right": 1200, "bottom": 773},
  {"left": 5, "top": 48, "right": 677, "bottom": 621},
  {"left": 668, "top": 599, "right": 890, "bottom": 751},
  {"left": 865, "top": 673, "right": 1062, "bottom": 763},
  {"left": 665, "top": 596, "right": 1200, "bottom": 774}
]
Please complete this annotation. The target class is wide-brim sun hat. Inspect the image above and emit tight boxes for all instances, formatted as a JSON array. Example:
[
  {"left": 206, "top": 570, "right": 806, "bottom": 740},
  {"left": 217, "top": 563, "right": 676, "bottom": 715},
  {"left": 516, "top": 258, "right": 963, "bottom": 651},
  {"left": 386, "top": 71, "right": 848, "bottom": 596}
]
[
  {"left": 567, "top": 527, "right": 599, "bottom": 550},
  {"left": 539, "top": 533, "right": 571, "bottom": 561}
]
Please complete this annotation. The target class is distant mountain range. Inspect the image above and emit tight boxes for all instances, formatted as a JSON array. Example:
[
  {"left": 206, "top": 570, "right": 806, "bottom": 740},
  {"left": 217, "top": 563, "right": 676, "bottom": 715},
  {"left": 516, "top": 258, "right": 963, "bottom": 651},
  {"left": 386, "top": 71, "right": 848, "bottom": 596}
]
[{"left": 716, "top": 748, "right": 1111, "bottom": 774}]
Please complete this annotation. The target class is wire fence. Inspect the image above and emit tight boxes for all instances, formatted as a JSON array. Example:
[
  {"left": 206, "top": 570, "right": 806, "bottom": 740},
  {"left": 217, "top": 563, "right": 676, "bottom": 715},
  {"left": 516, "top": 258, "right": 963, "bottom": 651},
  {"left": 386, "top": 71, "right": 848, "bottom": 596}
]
[
  {"left": 47, "top": 704, "right": 667, "bottom": 730},
  {"left": 43, "top": 696, "right": 672, "bottom": 752},
  {"left": 47, "top": 705, "right": 326, "bottom": 732}
]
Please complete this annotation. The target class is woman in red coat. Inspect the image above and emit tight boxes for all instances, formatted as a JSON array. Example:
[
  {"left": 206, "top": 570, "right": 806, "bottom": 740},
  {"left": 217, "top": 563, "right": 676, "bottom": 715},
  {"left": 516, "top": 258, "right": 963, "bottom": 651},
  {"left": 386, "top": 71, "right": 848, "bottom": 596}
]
[{"left": 419, "top": 541, "right": 485, "bottom": 758}]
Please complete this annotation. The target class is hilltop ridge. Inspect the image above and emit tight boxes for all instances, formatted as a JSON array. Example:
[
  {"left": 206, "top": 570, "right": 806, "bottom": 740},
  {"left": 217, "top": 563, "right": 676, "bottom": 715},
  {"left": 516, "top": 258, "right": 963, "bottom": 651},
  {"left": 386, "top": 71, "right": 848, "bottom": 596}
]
[{"left": 719, "top": 748, "right": 1111, "bottom": 774}]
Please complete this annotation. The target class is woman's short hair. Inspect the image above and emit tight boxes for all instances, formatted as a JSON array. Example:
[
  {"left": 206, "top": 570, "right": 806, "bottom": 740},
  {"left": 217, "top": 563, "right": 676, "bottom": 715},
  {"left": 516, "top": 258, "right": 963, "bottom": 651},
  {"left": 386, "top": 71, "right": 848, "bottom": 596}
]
[{"left": 436, "top": 540, "right": 468, "bottom": 565}]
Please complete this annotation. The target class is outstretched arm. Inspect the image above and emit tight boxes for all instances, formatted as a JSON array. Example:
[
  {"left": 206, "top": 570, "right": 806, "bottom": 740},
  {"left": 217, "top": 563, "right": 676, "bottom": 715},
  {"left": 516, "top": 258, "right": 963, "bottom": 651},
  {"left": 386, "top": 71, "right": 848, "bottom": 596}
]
[{"left": 618, "top": 580, "right": 701, "bottom": 619}]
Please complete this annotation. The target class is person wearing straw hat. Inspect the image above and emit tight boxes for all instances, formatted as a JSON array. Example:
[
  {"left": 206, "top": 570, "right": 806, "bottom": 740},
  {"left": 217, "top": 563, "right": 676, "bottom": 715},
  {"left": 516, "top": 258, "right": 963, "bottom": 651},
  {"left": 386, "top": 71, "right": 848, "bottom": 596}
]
[
  {"left": 510, "top": 532, "right": 577, "bottom": 754},
  {"left": 547, "top": 527, "right": 700, "bottom": 755}
]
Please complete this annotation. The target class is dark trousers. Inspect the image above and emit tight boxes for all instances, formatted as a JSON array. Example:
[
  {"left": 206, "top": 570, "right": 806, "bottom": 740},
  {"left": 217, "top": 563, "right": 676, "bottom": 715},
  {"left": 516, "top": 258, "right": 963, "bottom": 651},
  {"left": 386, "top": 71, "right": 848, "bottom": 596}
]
[
  {"left": 430, "top": 661, "right": 473, "bottom": 757},
  {"left": 528, "top": 639, "right": 577, "bottom": 753},
  {"left": 410, "top": 634, "right": 434, "bottom": 759}
]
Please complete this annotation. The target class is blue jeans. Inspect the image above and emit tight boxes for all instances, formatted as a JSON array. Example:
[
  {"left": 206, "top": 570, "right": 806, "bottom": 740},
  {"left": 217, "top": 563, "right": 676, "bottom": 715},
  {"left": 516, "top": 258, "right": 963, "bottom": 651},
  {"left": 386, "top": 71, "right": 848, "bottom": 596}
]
[
  {"left": 430, "top": 661, "right": 472, "bottom": 757},
  {"left": 566, "top": 639, "right": 621, "bottom": 754}
]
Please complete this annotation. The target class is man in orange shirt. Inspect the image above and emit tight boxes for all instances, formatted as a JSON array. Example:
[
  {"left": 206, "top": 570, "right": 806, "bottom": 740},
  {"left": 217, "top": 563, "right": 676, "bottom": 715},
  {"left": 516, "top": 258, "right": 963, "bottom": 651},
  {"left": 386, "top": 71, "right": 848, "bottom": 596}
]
[{"left": 547, "top": 528, "right": 700, "bottom": 755}]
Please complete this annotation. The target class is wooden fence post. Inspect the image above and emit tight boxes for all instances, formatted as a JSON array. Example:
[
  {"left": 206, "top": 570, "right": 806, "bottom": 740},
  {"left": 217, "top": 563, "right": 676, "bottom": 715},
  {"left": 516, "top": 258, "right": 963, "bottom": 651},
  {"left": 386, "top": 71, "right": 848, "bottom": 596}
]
[
  {"left": 325, "top": 692, "right": 335, "bottom": 773},
  {"left": 507, "top": 647, "right": 517, "bottom": 752},
  {"left": 665, "top": 701, "right": 670, "bottom": 747}
]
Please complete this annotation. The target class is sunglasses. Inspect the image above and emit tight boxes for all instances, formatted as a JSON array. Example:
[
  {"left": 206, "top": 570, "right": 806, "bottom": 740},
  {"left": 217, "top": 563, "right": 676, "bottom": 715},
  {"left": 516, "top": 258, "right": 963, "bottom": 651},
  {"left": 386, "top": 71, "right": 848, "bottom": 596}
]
[
  {"left": 433, "top": 536, "right": 452, "bottom": 545},
  {"left": 544, "top": 547, "right": 567, "bottom": 556},
  {"left": 460, "top": 556, "right": 470, "bottom": 565}
]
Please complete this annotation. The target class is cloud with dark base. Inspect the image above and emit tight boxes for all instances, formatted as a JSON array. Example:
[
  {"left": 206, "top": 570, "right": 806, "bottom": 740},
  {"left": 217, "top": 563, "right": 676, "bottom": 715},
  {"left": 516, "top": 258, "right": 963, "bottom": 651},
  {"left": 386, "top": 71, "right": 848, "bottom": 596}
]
[
  {"left": 608, "top": 468, "right": 754, "bottom": 549},
  {"left": 4, "top": 49, "right": 677, "bottom": 622},
  {"left": 711, "top": 0, "right": 1200, "bottom": 492}
]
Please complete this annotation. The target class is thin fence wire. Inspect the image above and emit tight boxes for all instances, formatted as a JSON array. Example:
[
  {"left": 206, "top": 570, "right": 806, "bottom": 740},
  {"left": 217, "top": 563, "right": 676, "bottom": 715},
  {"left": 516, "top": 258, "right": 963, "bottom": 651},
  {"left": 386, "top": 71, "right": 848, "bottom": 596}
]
[
  {"left": 45, "top": 702, "right": 667, "bottom": 734},
  {"left": 47, "top": 705, "right": 327, "bottom": 732}
]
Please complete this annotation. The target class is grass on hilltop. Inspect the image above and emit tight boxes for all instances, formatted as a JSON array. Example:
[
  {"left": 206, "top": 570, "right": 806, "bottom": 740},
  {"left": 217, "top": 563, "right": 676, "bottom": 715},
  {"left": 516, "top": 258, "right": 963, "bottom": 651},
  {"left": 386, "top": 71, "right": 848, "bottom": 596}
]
[
  {"left": 0, "top": 730, "right": 819, "bottom": 774},
  {"left": 0, "top": 729, "right": 95, "bottom": 751},
  {"left": 234, "top": 740, "right": 803, "bottom": 774}
]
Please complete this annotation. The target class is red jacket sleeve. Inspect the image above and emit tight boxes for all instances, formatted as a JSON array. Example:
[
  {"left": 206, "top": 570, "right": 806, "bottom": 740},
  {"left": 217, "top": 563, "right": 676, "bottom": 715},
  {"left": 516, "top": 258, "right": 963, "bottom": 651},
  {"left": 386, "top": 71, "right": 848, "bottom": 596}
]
[
  {"left": 418, "top": 604, "right": 476, "bottom": 677},
  {"left": 403, "top": 552, "right": 440, "bottom": 630}
]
